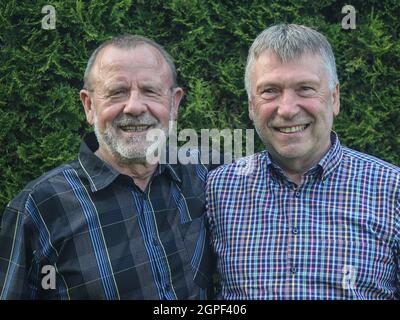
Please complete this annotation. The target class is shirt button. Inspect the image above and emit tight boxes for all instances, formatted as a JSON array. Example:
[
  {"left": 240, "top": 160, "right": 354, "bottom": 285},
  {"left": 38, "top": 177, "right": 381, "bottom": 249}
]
[
  {"left": 292, "top": 227, "right": 298, "bottom": 234},
  {"left": 295, "top": 191, "right": 300, "bottom": 197},
  {"left": 291, "top": 267, "right": 298, "bottom": 274}
]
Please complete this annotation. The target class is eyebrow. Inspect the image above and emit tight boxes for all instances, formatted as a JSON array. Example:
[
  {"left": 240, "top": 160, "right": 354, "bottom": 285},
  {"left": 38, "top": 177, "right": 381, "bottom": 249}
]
[
  {"left": 139, "top": 82, "right": 169, "bottom": 92},
  {"left": 256, "top": 79, "right": 320, "bottom": 91},
  {"left": 295, "top": 80, "right": 320, "bottom": 86},
  {"left": 103, "top": 81, "right": 130, "bottom": 92}
]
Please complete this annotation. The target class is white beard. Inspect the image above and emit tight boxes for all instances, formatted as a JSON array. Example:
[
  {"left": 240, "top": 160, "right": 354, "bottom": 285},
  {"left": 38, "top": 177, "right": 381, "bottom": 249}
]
[{"left": 92, "top": 107, "right": 171, "bottom": 165}]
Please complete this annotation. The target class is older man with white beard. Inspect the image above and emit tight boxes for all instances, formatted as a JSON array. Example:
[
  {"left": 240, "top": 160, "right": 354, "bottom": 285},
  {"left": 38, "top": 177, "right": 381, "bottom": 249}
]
[{"left": 0, "top": 35, "right": 215, "bottom": 299}]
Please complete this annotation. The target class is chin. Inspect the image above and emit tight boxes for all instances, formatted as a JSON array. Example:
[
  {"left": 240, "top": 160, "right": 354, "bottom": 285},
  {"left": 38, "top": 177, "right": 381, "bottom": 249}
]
[
  {"left": 113, "top": 148, "right": 147, "bottom": 163},
  {"left": 276, "top": 148, "right": 308, "bottom": 160}
]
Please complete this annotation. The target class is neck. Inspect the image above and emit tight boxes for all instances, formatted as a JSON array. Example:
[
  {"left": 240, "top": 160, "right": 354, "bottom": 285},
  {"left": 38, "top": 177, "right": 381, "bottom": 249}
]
[
  {"left": 270, "top": 143, "right": 331, "bottom": 186},
  {"left": 276, "top": 157, "right": 319, "bottom": 185},
  {"left": 287, "top": 174, "right": 302, "bottom": 186},
  {"left": 279, "top": 164, "right": 304, "bottom": 186},
  {"left": 95, "top": 148, "right": 158, "bottom": 191}
]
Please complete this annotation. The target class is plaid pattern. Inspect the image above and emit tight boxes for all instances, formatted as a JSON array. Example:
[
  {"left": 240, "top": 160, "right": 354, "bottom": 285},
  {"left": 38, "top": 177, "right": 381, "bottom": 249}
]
[
  {"left": 206, "top": 132, "right": 400, "bottom": 300},
  {"left": 0, "top": 133, "right": 214, "bottom": 299}
]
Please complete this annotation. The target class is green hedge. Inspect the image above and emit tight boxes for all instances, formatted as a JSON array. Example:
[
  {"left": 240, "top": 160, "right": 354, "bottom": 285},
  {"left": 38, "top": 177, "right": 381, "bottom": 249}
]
[{"left": 1, "top": 0, "right": 399, "bottom": 216}]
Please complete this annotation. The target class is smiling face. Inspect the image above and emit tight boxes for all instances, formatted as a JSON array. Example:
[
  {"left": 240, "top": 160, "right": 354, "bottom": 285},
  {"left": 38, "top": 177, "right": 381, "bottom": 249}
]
[
  {"left": 248, "top": 50, "right": 340, "bottom": 173},
  {"left": 80, "top": 44, "right": 183, "bottom": 165}
]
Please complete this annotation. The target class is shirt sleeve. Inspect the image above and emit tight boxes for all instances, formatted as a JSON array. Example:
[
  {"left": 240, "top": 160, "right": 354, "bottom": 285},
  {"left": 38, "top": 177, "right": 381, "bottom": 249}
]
[
  {"left": 0, "top": 201, "right": 36, "bottom": 299},
  {"left": 396, "top": 196, "right": 400, "bottom": 298},
  {"left": 205, "top": 170, "right": 221, "bottom": 298},
  {"left": 205, "top": 173, "right": 214, "bottom": 244}
]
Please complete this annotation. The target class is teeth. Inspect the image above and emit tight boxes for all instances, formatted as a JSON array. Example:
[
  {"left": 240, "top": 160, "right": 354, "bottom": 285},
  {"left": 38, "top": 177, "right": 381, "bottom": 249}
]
[
  {"left": 277, "top": 125, "right": 307, "bottom": 133},
  {"left": 120, "top": 125, "right": 149, "bottom": 132}
]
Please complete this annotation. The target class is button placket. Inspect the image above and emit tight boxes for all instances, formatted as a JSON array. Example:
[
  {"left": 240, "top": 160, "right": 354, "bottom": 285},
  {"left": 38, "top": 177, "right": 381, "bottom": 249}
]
[{"left": 290, "top": 185, "right": 301, "bottom": 277}]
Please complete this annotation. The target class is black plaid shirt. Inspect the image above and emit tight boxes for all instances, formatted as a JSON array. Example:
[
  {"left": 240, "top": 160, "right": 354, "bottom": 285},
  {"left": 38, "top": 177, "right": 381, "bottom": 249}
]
[{"left": 0, "top": 133, "right": 216, "bottom": 299}]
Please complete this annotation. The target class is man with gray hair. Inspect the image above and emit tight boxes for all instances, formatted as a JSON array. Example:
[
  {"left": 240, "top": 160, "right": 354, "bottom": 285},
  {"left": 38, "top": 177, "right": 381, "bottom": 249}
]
[
  {"left": 206, "top": 24, "right": 400, "bottom": 299},
  {"left": 0, "top": 35, "right": 215, "bottom": 299}
]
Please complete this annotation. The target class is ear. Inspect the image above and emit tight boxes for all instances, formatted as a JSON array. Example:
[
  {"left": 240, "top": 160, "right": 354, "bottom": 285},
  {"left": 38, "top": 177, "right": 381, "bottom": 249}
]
[
  {"left": 80, "top": 89, "right": 95, "bottom": 125},
  {"left": 332, "top": 83, "right": 340, "bottom": 116},
  {"left": 170, "top": 87, "right": 184, "bottom": 120},
  {"left": 248, "top": 99, "right": 254, "bottom": 121}
]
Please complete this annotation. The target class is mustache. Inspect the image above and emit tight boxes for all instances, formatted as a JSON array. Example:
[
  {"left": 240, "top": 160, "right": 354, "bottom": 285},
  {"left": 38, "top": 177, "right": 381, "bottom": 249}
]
[{"left": 112, "top": 114, "right": 158, "bottom": 127}]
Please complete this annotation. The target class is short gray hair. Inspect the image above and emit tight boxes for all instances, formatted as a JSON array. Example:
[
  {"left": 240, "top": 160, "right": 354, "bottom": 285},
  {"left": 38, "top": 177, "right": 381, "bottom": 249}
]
[
  {"left": 83, "top": 34, "right": 178, "bottom": 91},
  {"left": 244, "top": 24, "right": 338, "bottom": 97}
]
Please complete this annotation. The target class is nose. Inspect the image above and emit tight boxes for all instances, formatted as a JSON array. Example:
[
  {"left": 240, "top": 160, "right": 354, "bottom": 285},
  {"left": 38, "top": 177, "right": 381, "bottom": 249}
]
[
  {"left": 276, "top": 89, "right": 300, "bottom": 119},
  {"left": 123, "top": 90, "right": 147, "bottom": 116}
]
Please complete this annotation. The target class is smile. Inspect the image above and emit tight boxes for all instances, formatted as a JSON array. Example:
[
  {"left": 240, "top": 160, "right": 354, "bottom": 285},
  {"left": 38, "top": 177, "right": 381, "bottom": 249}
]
[
  {"left": 275, "top": 124, "right": 310, "bottom": 134},
  {"left": 119, "top": 125, "right": 152, "bottom": 132}
]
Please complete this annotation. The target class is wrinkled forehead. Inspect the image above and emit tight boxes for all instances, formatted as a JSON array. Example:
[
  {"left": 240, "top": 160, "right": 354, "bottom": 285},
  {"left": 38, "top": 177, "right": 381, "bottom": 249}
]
[
  {"left": 250, "top": 49, "right": 327, "bottom": 81},
  {"left": 91, "top": 44, "right": 172, "bottom": 88},
  {"left": 254, "top": 49, "right": 324, "bottom": 68}
]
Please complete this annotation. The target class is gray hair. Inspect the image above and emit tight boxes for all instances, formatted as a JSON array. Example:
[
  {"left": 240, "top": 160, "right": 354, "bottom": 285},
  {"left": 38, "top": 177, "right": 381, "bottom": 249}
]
[
  {"left": 83, "top": 34, "right": 178, "bottom": 91},
  {"left": 244, "top": 24, "right": 338, "bottom": 97}
]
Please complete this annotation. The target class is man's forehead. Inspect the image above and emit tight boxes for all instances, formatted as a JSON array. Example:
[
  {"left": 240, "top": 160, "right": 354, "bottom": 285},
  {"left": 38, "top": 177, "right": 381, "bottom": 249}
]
[
  {"left": 96, "top": 44, "right": 166, "bottom": 72},
  {"left": 89, "top": 44, "right": 172, "bottom": 88},
  {"left": 255, "top": 49, "right": 323, "bottom": 67},
  {"left": 251, "top": 50, "right": 326, "bottom": 84}
]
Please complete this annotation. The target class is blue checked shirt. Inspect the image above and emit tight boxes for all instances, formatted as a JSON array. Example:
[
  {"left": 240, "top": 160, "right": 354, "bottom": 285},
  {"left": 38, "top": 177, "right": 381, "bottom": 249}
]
[
  {"left": 0, "top": 133, "right": 215, "bottom": 299},
  {"left": 206, "top": 132, "right": 400, "bottom": 300}
]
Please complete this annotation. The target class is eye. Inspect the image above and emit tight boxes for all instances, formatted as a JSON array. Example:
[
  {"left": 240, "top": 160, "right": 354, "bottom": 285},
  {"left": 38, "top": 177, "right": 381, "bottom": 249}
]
[
  {"left": 264, "top": 88, "right": 274, "bottom": 93},
  {"left": 143, "top": 87, "right": 160, "bottom": 96},
  {"left": 260, "top": 87, "right": 279, "bottom": 99},
  {"left": 299, "top": 86, "right": 315, "bottom": 95},
  {"left": 109, "top": 88, "right": 128, "bottom": 97}
]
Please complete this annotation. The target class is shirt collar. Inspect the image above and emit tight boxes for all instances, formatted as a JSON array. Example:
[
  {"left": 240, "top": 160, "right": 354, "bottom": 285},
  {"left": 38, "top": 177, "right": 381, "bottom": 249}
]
[
  {"left": 78, "top": 132, "right": 181, "bottom": 192},
  {"left": 157, "top": 163, "right": 182, "bottom": 183},
  {"left": 264, "top": 131, "right": 343, "bottom": 182},
  {"left": 317, "top": 131, "right": 343, "bottom": 180}
]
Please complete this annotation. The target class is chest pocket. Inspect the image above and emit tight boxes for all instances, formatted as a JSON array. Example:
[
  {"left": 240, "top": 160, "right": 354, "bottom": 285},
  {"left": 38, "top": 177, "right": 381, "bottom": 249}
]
[{"left": 318, "top": 233, "right": 395, "bottom": 299}]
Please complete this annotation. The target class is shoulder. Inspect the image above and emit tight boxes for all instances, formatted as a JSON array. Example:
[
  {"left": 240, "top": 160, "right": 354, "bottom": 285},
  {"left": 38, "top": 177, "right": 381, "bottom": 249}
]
[
  {"left": 6, "top": 161, "right": 79, "bottom": 213},
  {"left": 341, "top": 147, "right": 400, "bottom": 177},
  {"left": 206, "top": 152, "right": 265, "bottom": 186},
  {"left": 168, "top": 148, "right": 207, "bottom": 181},
  {"left": 340, "top": 147, "right": 400, "bottom": 198}
]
